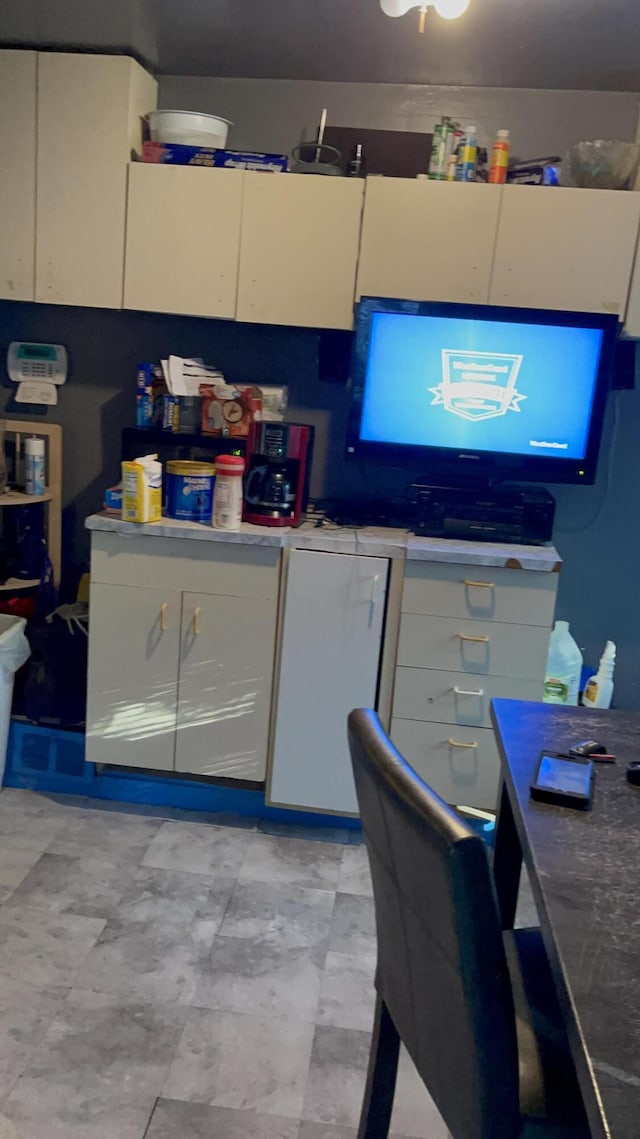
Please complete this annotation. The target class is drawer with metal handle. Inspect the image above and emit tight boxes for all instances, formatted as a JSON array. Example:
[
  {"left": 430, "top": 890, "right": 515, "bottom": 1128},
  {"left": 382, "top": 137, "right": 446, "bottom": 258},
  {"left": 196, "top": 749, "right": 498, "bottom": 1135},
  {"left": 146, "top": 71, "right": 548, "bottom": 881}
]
[
  {"left": 390, "top": 718, "right": 501, "bottom": 811},
  {"left": 392, "top": 667, "right": 543, "bottom": 727},
  {"left": 397, "top": 613, "right": 550, "bottom": 680},
  {"left": 402, "top": 562, "right": 558, "bottom": 627}
]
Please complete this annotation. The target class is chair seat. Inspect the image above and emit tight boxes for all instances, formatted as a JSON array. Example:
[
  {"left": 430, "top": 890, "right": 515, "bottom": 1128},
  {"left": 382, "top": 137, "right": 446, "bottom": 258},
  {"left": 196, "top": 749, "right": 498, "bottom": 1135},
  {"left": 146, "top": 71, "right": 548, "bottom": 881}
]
[{"left": 503, "top": 928, "right": 590, "bottom": 1139}]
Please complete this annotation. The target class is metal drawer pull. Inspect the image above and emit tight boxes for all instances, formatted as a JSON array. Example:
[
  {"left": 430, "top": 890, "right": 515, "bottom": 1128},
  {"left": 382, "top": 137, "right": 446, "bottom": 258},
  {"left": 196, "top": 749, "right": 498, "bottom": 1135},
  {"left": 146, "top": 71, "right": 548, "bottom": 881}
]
[
  {"left": 448, "top": 738, "right": 478, "bottom": 749},
  {"left": 463, "top": 579, "right": 495, "bottom": 589},
  {"left": 453, "top": 686, "right": 484, "bottom": 697},
  {"left": 160, "top": 603, "right": 168, "bottom": 632},
  {"left": 458, "top": 633, "right": 490, "bottom": 643},
  {"left": 193, "top": 607, "right": 201, "bottom": 635}
]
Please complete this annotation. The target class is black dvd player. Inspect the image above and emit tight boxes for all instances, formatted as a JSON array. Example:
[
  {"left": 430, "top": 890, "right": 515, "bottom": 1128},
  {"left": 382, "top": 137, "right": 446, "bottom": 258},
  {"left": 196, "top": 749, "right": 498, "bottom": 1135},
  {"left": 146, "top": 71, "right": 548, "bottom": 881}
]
[{"left": 408, "top": 482, "right": 555, "bottom": 545}]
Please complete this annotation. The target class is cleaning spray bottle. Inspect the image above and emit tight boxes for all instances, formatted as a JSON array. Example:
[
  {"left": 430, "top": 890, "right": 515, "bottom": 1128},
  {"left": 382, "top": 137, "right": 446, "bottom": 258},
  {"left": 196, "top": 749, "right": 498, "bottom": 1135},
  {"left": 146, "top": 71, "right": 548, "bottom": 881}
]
[
  {"left": 582, "top": 641, "right": 616, "bottom": 709},
  {"left": 543, "top": 620, "right": 583, "bottom": 706}
]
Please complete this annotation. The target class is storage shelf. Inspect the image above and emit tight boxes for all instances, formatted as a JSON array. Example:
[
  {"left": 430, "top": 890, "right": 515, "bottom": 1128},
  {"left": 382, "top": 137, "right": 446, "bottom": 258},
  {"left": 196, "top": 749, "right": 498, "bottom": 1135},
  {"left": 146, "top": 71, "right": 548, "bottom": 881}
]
[{"left": 0, "top": 489, "right": 52, "bottom": 507}]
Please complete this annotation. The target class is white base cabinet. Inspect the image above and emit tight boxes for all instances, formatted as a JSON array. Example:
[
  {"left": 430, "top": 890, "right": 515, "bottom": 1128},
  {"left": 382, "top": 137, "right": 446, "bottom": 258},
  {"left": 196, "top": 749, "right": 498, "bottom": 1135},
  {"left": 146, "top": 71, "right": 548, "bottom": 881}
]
[
  {"left": 268, "top": 549, "right": 390, "bottom": 814},
  {"left": 86, "top": 534, "right": 279, "bottom": 780},
  {"left": 390, "top": 562, "right": 556, "bottom": 810}
]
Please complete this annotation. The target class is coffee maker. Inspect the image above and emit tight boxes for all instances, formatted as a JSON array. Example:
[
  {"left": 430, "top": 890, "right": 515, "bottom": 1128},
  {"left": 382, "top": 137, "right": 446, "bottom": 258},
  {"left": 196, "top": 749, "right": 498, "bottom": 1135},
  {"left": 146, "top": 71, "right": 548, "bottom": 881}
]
[{"left": 243, "top": 422, "right": 314, "bottom": 527}]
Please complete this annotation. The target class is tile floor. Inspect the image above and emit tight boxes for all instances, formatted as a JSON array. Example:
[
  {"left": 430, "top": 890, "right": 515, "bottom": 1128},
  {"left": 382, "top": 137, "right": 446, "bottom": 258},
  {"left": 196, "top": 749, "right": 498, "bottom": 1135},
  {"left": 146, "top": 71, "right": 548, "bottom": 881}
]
[{"left": 0, "top": 788, "right": 453, "bottom": 1139}]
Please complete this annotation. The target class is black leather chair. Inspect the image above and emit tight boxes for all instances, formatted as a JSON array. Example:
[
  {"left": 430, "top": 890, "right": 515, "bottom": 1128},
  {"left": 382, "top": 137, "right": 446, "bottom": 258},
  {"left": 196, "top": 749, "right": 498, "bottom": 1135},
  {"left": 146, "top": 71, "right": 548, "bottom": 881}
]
[{"left": 347, "top": 708, "right": 590, "bottom": 1139}]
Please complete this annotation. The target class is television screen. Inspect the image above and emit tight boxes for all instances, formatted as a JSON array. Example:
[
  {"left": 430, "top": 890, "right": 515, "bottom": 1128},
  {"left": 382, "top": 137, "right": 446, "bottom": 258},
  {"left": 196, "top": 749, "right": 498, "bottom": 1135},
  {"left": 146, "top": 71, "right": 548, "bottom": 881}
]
[{"left": 347, "top": 299, "right": 618, "bottom": 484}]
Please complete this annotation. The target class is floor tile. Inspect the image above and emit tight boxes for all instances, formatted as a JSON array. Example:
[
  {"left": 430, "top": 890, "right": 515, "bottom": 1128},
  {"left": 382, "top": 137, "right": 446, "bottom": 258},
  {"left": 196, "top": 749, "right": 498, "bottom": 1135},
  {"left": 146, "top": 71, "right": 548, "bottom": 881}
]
[
  {"left": 5, "top": 853, "right": 132, "bottom": 919},
  {"left": 0, "top": 790, "right": 79, "bottom": 848},
  {"left": 219, "top": 880, "right": 335, "bottom": 948},
  {"left": 238, "top": 833, "right": 342, "bottom": 891},
  {"left": 301, "top": 1025, "right": 371, "bottom": 1128},
  {"left": 195, "top": 933, "right": 325, "bottom": 1021},
  {"left": 316, "top": 951, "right": 376, "bottom": 1031},
  {"left": 0, "top": 907, "right": 105, "bottom": 988},
  {"left": 142, "top": 820, "right": 248, "bottom": 877},
  {"left": 0, "top": 841, "right": 48, "bottom": 904},
  {"left": 258, "top": 821, "right": 361, "bottom": 845},
  {"left": 0, "top": 976, "right": 69, "bottom": 1100},
  {"left": 146, "top": 1099, "right": 299, "bottom": 1139},
  {"left": 298, "top": 1126, "right": 360, "bottom": 1139},
  {"left": 0, "top": 1091, "right": 155, "bottom": 1139},
  {"left": 164, "top": 1007, "right": 314, "bottom": 1117},
  {"left": 13, "top": 987, "right": 186, "bottom": 1097},
  {"left": 390, "top": 1050, "right": 449, "bottom": 1139},
  {"left": 328, "top": 893, "right": 376, "bottom": 957},
  {"left": 338, "top": 846, "right": 373, "bottom": 897},
  {"left": 48, "top": 811, "right": 162, "bottom": 867},
  {"left": 75, "top": 913, "right": 204, "bottom": 1006}
]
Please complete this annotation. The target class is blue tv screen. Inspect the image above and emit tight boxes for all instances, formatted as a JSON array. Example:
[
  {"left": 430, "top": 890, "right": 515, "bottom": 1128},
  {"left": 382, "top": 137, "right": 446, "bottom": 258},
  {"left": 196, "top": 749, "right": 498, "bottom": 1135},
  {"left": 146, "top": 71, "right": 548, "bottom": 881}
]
[{"left": 348, "top": 299, "right": 617, "bottom": 484}]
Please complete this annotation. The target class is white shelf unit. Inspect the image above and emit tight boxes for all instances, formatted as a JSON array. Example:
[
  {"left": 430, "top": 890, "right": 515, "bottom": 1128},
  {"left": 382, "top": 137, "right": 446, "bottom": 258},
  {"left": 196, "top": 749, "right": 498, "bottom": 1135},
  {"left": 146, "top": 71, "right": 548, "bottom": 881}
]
[{"left": 0, "top": 420, "right": 63, "bottom": 589}]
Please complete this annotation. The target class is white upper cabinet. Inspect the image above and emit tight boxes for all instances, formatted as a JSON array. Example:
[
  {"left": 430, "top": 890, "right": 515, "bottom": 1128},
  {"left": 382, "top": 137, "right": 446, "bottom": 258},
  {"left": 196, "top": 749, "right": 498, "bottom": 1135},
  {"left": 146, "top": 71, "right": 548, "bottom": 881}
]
[
  {"left": 0, "top": 51, "right": 36, "bottom": 301},
  {"left": 623, "top": 243, "right": 640, "bottom": 338},
  {"left": 124, "top": 165, "right": 244, "bottom": 319},
  {"left": 490, "top": 185, "right": 640, "bottom": 316},
  {"left": 36, "top": 53, "right": 157, "bottom": 309},
  {"left": 237, "top": 173, "right": 364, "bottom": 329},
  {"left": 356, "top": 179, "right": 502, "bottom": 305}
]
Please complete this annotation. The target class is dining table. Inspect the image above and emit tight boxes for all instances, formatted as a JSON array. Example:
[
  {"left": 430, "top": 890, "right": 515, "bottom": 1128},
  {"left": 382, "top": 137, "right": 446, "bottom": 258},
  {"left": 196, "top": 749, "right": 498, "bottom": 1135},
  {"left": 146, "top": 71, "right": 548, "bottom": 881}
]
[{"left": 491, "top": 698, "right": 640, "bottom": 1139}]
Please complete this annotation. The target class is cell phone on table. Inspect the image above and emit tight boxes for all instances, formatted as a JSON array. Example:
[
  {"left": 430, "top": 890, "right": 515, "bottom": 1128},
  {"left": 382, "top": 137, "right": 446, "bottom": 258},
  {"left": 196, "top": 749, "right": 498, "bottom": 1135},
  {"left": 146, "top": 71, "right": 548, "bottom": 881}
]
[{"left": 530, "top": 751, "right": 594, "bottom": 810}]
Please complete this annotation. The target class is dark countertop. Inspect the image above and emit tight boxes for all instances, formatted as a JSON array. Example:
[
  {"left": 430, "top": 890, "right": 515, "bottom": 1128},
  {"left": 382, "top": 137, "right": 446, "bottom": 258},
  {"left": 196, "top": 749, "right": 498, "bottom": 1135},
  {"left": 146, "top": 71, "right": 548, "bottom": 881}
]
[{"left": 491, "top": 699, "right": 640, "bottom": 1139}]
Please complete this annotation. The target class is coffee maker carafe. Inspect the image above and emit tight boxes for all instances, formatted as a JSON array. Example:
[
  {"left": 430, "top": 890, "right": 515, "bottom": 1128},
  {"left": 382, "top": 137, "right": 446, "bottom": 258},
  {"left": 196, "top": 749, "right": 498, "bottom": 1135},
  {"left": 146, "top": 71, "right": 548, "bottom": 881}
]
[{"left": 243, "top": 422, "right": 314, "bottom": 527}]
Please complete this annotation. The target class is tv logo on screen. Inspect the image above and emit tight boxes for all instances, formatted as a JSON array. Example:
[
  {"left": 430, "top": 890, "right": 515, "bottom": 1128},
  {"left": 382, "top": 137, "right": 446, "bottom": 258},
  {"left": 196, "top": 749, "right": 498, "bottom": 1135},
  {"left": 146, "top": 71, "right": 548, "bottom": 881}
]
[{"left": 430, "top": 349, "right": 526, "bottom": 422}]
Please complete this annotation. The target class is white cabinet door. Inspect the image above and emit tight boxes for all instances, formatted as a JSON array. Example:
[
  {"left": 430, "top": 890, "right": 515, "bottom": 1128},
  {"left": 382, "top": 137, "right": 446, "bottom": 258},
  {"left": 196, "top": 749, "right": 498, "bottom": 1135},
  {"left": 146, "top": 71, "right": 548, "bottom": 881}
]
[
  {"left": 490, "top": 185, "right": 640, "bottom": 316},
  {"left": 269, "top": 550, "right": 389, "bottom": 814},
  {"left": 86, "top": 584, "right": 180, "bottom": 771},
  {"left": 36, "top": 53, "right": 156, "bottom": 308},
  {"left": 237, "top": 173, "right": 364, "bottom": 329},
  {"left": 356, "top": 179, "right": 501, "bottom": 305},
  {"left": 175, "top": 591, "right": 277, "bottom": 781},
  {"left": 124, "top": 165, "right": 244, "bottom": 318},
  {"left": 0, "top": 51, "right": 36, "bottom": 301}
]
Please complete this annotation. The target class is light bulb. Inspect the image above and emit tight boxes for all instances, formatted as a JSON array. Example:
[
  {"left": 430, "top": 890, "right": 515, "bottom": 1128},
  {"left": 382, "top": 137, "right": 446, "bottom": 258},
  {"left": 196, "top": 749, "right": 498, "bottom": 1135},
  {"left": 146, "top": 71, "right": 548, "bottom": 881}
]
[{"left": 433, "top": 0, "right": 470, "bottom": 18}]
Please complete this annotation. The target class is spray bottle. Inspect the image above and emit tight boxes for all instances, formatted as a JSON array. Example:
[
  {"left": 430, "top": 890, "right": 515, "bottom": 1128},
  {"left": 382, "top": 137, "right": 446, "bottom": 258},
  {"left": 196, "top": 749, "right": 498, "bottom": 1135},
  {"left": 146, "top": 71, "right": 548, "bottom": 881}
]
[{"left": 582, "top": 641, "right": 616, "bottom": 709}]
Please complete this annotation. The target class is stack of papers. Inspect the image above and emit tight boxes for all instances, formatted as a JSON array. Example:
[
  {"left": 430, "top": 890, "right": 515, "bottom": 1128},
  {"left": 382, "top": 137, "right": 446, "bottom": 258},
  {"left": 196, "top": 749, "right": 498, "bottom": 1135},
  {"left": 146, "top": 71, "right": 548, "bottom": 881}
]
[{"left": 161, "top": 356, "right": 224, "bottom": 397}]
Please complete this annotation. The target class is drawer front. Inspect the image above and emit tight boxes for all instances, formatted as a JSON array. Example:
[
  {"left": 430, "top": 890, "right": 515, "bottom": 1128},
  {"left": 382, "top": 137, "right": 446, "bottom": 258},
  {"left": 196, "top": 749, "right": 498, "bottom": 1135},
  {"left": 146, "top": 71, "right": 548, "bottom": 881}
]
[
  {"left": 397, "top": 614, "right": 549, "bottom": 680},
  {"left": 391, "top": 718, "right": 500, "bottom": 811},
  {"left": 90, "top": 532, "right": 281, "bottom": 598},
  {"left": 402, "top": 562, "right": 557, "bottom": 627},
  {"left": 393, "top": 667, "right": 543, "bottom": 727}
]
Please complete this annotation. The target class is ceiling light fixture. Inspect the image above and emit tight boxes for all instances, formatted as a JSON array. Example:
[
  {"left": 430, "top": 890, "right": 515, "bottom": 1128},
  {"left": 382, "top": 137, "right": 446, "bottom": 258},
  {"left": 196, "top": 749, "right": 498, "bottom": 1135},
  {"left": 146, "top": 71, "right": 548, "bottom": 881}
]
[{"left": 379, "top": 0, "right": 470, "bottom": 31}]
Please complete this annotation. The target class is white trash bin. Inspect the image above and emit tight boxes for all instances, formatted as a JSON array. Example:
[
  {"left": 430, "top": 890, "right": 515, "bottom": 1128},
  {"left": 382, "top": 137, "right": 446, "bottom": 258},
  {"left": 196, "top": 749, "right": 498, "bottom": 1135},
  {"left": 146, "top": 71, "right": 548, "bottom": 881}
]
[{"left": 0, "top": 615, "right": 31, "bottom": 788}]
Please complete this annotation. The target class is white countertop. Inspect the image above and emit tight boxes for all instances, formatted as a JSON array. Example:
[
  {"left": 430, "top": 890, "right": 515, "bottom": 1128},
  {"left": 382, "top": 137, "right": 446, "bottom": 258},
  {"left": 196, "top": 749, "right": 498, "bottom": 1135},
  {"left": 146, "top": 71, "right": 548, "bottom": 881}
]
[{"left": 86, "top": 513, "right": 561, "bottom": 572}]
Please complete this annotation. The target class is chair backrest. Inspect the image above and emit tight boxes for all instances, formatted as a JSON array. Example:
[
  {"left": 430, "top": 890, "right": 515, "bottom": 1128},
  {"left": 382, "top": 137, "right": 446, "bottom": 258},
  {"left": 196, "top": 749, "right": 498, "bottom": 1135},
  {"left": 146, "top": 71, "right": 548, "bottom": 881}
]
[{"left": 348, "top": 709, "right": 521, "bottom": 1139}]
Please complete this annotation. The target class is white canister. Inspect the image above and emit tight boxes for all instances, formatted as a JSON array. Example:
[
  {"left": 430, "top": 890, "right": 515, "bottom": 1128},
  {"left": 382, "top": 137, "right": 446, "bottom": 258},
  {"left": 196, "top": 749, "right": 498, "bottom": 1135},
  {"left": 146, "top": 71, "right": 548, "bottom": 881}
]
[
  {"left": 212, "top": 454, "right": 245, "bottom": 530},
  {"left": 25, "top": 436, "right": 46, "bottom": 496}
]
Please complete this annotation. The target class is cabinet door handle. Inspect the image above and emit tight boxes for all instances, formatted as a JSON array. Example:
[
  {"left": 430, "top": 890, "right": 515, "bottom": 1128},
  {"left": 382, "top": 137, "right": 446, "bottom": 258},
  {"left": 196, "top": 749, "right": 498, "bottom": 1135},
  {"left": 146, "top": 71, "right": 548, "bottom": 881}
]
[
  {"left": 458, "top": 633, "right": 490, "bottom": 643},
  {"left": 160, "top": 603, "right": 168, "bottom": 632},
  {"left": 447, "top": 738, "right": 478, "bottom": 749},
  {"left": 463, "top": 579, "right": 495, "bottom": 589},
  {"left": 453, "top": 686, "right": 485, "bottom": 697},
  {"left": 192, "top": 607, "right": 201, "bottom": 636}
]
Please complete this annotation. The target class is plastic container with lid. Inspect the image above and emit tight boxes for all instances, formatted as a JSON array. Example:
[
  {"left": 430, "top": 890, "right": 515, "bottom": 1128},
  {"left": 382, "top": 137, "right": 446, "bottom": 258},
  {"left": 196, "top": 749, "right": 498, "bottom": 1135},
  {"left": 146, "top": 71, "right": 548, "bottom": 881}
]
[
  {"left": 212, "top": 454, "right": 245, "bottom": 530},
  {"left": 165, "top": 461, "right": 215, "bottom": 523},
  {"left": 489, "top": 129, "right": 510, "bottom": 184},
  {"left": 543, "top": 620, "right": 583, "bottom": 706}
]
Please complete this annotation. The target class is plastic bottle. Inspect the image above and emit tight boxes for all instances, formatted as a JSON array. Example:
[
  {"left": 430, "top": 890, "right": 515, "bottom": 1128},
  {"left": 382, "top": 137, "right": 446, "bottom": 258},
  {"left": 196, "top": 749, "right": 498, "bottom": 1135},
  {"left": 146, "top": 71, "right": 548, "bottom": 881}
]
[
  {"left": 24, "top": 436, "right": 46, "bottom": 496},
  {"left": 212, "top": 454, "right": 245, "bottom": 530},
  {"left": 582, "top": 641, "right": 616, "bottom": 709},
  {"left": 489, "top": 129, "right": 510, "bottom": 184},
  {"left": 456, "top": 126, "right": 478, "bottom": 182},
  {"left": 543, "top": 620, "right": 583, "bottom": 706}
]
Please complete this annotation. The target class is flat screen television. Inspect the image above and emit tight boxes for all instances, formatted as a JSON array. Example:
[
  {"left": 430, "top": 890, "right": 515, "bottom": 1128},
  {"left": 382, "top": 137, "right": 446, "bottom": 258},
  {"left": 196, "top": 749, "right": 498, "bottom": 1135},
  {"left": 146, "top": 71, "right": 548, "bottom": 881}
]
[{"left": 346, "top": 297, "right": 619, "bottom": 485}]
